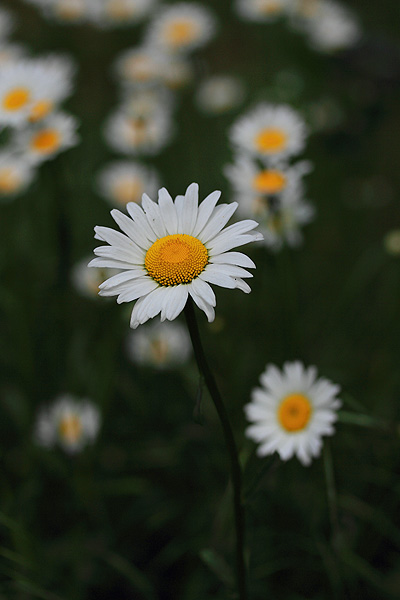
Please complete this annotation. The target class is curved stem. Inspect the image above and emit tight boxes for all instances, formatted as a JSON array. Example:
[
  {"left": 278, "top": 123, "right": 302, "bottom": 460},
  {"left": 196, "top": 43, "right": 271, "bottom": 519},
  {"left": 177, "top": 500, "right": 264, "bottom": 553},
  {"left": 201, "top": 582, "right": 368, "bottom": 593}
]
[{"left": 184, "top": 298, "right": 247, "bottom": 600}]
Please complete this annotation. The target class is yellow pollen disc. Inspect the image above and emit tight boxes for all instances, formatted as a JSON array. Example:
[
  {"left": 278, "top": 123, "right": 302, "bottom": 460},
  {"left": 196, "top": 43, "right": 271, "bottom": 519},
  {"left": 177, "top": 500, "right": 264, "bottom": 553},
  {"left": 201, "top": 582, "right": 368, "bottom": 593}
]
[
  {"left": 165, "top": 21, "right": 197, "bottom": 46},
  {"left": 0, "top": 168, "right": 19, "bottom": 193},
  {"left": 29, "top": 99, "right": 53, "bottom": 122},
  {"left": 253, "top": 170, "right": 286, "bottom": 194},
  {"left": 59, "top": 414, "right": 82, "bottom": 444},
  {"left": 145, "top": 234, "right": 208, "bottom": 286},
  {"left": 31, "top": 129, "right": 61, "bottom": 153},
  {"left": 278, "top": 393, "right": 312, "bottom": 432},
  {"left": 113, "top": 178, "right": 143, "bottom": 205},
  {"left": 255, "top": 128, "right": 287, "bottom": 153},
  {"left": 2, "top": 87, "right": 31, "bottom": 111}
]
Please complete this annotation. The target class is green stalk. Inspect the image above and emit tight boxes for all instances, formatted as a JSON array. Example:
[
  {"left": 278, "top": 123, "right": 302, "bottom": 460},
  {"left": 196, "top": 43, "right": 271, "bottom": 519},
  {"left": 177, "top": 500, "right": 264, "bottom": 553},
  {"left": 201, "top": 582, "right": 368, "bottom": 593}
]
[{"left": 184, "top": 298, "right": 247, "bottom": 600}]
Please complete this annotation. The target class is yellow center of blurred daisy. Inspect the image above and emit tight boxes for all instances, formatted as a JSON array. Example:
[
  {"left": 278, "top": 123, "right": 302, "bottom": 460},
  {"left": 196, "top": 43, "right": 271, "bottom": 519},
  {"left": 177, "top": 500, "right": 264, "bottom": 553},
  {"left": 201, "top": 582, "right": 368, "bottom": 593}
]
[
  {"left": 29, "top": 99, "right": 53, "bottom": 122},
  {"left": 107, "top": 0, "right": 132, "bottom": 18},
  {"left": 31, "top": 129, "right": 61, "bottom": 154},
  {"left": 59, "top": 414, "right": 82, "bottom": 444},
  {"left": 255, "top": 128, "right": 287, "bottom": 153},
  {"left": 0, "top": 168, "right": 19, "bottom": 193},
  {"left": 113, "top": 179, "right": 143, "bottom": 205},
  {"left": 261, "top": 1, "right": 281, "bottom": 14},
  {"left": 145, "top": 234, "right": 208, "bottom": 286},
  {"left": 3, "top": 87, "right": 31, "bottom": 111},
  {"left": 278, "top": 393, "right": 312, "bottom": 432},
  {"left": 253, "top": 170, "right": 286, "bottom": 194},
  {"left": 166, "top": 21, "right": 197, "bottom": 46}
]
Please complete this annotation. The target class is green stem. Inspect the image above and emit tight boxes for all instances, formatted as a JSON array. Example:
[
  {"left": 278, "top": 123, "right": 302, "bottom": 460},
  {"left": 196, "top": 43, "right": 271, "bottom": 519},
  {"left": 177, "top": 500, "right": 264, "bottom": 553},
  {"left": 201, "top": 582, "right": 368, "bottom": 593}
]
[{"left": 184, "top": 298, "right": 247, "bottom": 600}]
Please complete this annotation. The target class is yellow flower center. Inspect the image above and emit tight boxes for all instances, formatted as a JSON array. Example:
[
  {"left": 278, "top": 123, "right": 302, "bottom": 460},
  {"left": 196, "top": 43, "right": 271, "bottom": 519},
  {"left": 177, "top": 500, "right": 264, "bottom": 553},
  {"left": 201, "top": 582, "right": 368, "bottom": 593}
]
[
  {"left": 261, "top": 1, "right": 282, "bottom": 14},
  {"left": 145, "top": 234, "right": 208, "bottom": 286},
  {"left": 2, "top": 87, "right": 31, "bottom": 111},
  {"left": 278, "top": 393, "right": 312, "bottom": 432},
  {"left": 59, "top": 414, "right": 82, "bottom": 444},
  {"left": 255, "top": 128, "right": 287, "bottom": 153},
  {"left": 31, "top": 129, "right": 61, "bottom": 154},
  {"left": 0, "top": 168, "right": 19, "bottom": 193},
  {"left": 113, "top": 178, "right": 143, "bottom": 205},
  {"left": 29, "top": 99, "right": 53, "bottom": 122},
  {"left": 253, "top": 170, "right": 286, "bottom": 194},
  {"left": 107, "top": 0, "right": 133, "bottom": 18},
  {"left": 165, "top": 21, "right": 197, "bottom": 47}
]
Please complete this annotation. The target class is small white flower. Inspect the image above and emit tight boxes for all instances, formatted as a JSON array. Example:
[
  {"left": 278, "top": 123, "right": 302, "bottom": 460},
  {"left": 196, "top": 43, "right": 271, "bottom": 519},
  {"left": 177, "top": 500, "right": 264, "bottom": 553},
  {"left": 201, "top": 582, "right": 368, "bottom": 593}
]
[
  {"left": 144, "top": 3, "right": 217, "bottom": 54},
  {"left": 35, "top": 395, "right": 101, "bottom": 454},
  {"left": 229, "top": 103, "right": 308, "bottom": 161},
  {"left": 88, "top": 0, "right": 158, "bottom": 27},
  {"left": 113, "top": 46, "right": 165, "bottom": 87},
  {"left": 90, "top": 182, "right": 262, "bottom": 328},
  {"left": 245, "top": 361, "right": 341, "bottom": 466},
  {"left": 126, "top": 320, "right": 191, "bottom": 368},
  {"left": 45, "top": 0, "right": 88, "bottom": 23},
  {"left": 258, "top": 192, "right": 315, "bottom": 250},
  {"left": 235, "top": 0, "right": 292, "bottom": 22},
  {"left": 96, "top": 160, "right": 160, "bottom": 207},
  {"left": 71, "top": 256, "right": 120, "bottom": 298},
  {"left": 195, "top": 75, "right": 245, "bottom": 115},
  {"left": 13, "top": 111, "right": 79, "bottom": 164},
  {"left": 0, "top": 61, "right": 41, "bottom": 127},
  {"left": 0, "top": 150, "right": 36, "bottom": 198}
]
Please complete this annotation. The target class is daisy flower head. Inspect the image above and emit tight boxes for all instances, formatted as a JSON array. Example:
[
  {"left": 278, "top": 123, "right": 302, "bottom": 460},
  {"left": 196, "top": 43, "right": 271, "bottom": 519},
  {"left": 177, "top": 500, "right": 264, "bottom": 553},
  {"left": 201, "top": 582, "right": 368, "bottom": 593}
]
[
  {"left": 13, "top": 111, "right": 79, "bottom": 164},
  {"left": 0, "top": 150, "right": 36, "bottom": 198},
  {"left": 195, "top": 75, "right": 245, "bottom": 115},
  {"left": 113, "top": 46, "right": 164, "bottom": 87},
  {"left": 35, "top": 395, "right": 101, "bottom": 454},
  {"left": 90, "top": 183, "right": 262, "bottom": 328},
  {"left": 144, "top": 3, "right": 217, "bottom": 54},
  {"left": 126, "top": 320, "right": 191, "bottom": 369},
  {"left": 229, "top": 103, "right": 308, "bottom": 162},
  {"left": 89, "top": 0, "right": 159, "bottom": 27},
  {"left": 71, "top": 256, "right": 120, "bottom": 299},
  {"left": 235, "top": 0, "right": 292, "bottom": 22},
  {"left": 245, "top": 361, "right": 341, "bottom": 466},
  {"left": 0, "top": 61, "right": 41, "bottom": 127},
  {"left": 45, "top": 0, "right": 88, "bottom": 23},
  {"left": 302, "top": 0, "right": 361, "bottom": 53},
  {"left": 97, "top": 160, "right": 160, "bottom": 207}
]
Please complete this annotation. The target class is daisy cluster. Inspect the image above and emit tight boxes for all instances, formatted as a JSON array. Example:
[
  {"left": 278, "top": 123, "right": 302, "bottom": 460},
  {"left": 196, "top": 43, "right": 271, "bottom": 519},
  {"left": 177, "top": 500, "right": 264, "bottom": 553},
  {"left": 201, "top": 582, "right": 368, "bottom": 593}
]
[
  {"left": 0, "top": 8, "right": 78, "bottom": 200},
  {"left": 22, "top": 0, "right": 158, "bottom": 28},
  {"left": 235, "top": 0, "right": 361, "bottom": 54},
  {"left": 96, "top": 3, "right": 216, "bottom": 210},
  {"left": 225, "top": 103, "right": 314, "bottom": 251}
]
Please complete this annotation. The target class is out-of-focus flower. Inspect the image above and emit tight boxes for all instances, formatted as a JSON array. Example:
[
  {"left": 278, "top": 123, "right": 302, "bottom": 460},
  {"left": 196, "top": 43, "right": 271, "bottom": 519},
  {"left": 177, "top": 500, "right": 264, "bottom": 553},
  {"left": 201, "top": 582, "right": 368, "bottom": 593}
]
[
  {"left": 145, "top": 3, "right": 217, "bottom": 54},
  {"left": 229, "top": 103, "right": 308, "bottom": 162},
  {"left": 13, "top": 112, "right": 79, "bottom": 164},
  {"left": 27, "top": 55, "right": 76, "bottom": 122},
  {"left": 195, "top": 75, "right": 245, "bottom": 115},
  {"left": 126, "top": 321, "right": 191, "bottom": 368},
  {"left": 90, "top": 183, "right": 262, "bottom": 328},
  {"left": 0, "top": 150, "right": 36, "bottom": 198},
  {"left": 0, "top": 61, "right": 41, "bottom": 127},
  {"left": 244, "top": 361, "right": 341, "bottom": 466},
  {"left": 89, "top": 0, "right": 158, "bottom": 27},
  {"left": 104, "top": 107, "right": 173, "bottom": 156},
  {"left": 383, "top": 230, "right": 400, "bottom": 256},
  {"left": 97, "top": 160, "right": 160, "bottom": 207},
  {"left": 35, "top": 395, "right": 101, "bottom": 454},
  {"left": 235, "top": 0, "right": 292, "bottom": 22},
  {"left": 114, "top": 47, "right": 165, "bottom": 88},
  {"left": 71, "top": 256, "right": 120, "bottom": 298}
]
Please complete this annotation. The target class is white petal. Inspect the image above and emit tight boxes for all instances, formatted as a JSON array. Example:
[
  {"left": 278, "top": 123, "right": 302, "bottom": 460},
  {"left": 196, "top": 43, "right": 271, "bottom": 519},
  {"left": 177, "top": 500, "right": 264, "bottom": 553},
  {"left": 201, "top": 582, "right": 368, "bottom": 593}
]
[
  {"left": 188, "top": 287, "right": 215, "bottom": 322},
  {"left": 189, "top": 277, "right": 216, "bottom": 307},
  {"left": 208, "top": 232, "right": 262, "bottom": 255},
  {"left": 192, "top": 190, "right": 221, "bottom": 237},
  {"left": 210, "top": 251, "right": 255, "bottom": 269},
  {"left": 94, "top": 244, "right": 144, "bottom": 265},
  {"left": 126, "top": 202, "right": 158, "bottom": 243},
  {"left": 99, "top": 269, "right": 146, "bottom": 290},
  {"left": 88, "top": 257, "right": 136, "bottom": 270},
  {"left": 142, "top": 193, "right": 167, "bottom": 238},
  {"left": 198, "top": 203, "right": 238, "bottom": 243},
  {"left": 204, "top": 262, "right": 253, "bottom": 279},
  {"left": 199, "top": 269, "right": 237, "bottom": 289},
  {"left": 111, "top": 209, "right": 152, "bottom": 250},
  {"left": 160, "top": 285, "right": 188, "bottom": 321},
  {"left": 179, "top": 184, "right": 199, "bottom": 235},
  {"left": 158, "top": 187, "right": 178, "bottom": 234},
  {"left": 116, "top": 278, "right": 158, "bottom": 303}
]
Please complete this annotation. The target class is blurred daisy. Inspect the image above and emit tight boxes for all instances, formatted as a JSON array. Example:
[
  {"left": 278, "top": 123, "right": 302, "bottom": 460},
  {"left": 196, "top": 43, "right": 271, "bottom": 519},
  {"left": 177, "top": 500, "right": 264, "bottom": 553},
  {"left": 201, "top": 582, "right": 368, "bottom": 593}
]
[
  {"left": 259, "top": 191, "right": 314, "bottom": 250},
  {"left": 145, "top": 3, "right": 216, "bottom": 54},
  {"left": 71, "top": 256, "right": 119, "bottom": 298},
  {"left": 0, "top": 150, "right": 36, "bottom": 198},
  {"left": 90, "top": 182, "right": 262, "bottom": 328},
  {"left": 120, "top": 87, "right": 175, "bottom": 121},
  {"left": 383, "top": 230, "right": 400, "bottom": 256},
  {"left": 97, "top": 160, "right": 160, "bottom": 207},
  {"left": 195, "top": 75, "right": 245, "bottom": 115},
  {"left": 245, "top": 361, "right": 341, "bottom": 466},
  {"left": 235, "top": 0, "right": 292, "bottom": 22},
  {"left": 47, "top": 0, "right": 87, "bottom": 23},
  {"left": 302, "top": 0, "right": 361, "bottom": 52},
  {"left": 230, "top": 103, "right": 308, "bottom": 161},
  {"left": 114, "top": 47, "right": 164, "bottom": 87},
  {"left": 90, "top": 0, "right": 158, "bottom": 27},
  {"left": 126, "top": 320, "right": 191, "bottom": 368},
  {"left": 35, "top": 395, "right": 101, "bottom": 454},
  {"left": 104, "top": 107, "right": 173, "bottom": 156},
  {"left": 27, "top": 55, "right": 76, "bottom": 122},
  {"left": 13, "top": 112, "right": 79, "bottom": 164},
  {"left": 0, "top": 61, "right": 39, "bottom": 127}
]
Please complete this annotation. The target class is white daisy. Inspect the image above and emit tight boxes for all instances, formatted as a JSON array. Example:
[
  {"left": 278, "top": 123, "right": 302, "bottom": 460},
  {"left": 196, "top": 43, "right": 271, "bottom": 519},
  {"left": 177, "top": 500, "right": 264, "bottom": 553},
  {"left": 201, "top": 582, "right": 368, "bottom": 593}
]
[
  {"left": 120, "top": 87, "right": 176, "bottom": 121},
  {"left": 304, "top": 0, "right": 361, "bottom": 53},
  {"left": 13, "top": 111, "right": 79, "bottom": 164},
  {"left": 195, "top": 75, "right": 245, "bottom": 115},
  {"left": 229, "top": 103, "right": 308, "bottom": 161},
  {"left": 0, "top": 61, "right": 40, "bottom": 127},
  {"left": 126, "top": 320, "right": 191, "bottom": 369},
  {"left": 71, "top": 256, "right": 120, "bottom": 299},
  {"left": 245, "top": 361, "right": 341, "bottom": 466},
  {"left": 235, "top": 0, "right": 292, "bottom": 22},
  {"left": 47, "top": 0, "right": 88, "bottom": 23},
  {"left": 35, "top": 395, "right": 101, "bottom": 454},
  {"left": 89, "top": 182, "right": 262, "bottom": 328},
  {"left": 104, "top": 107, "right": 173, "bottom": 156},
  {"left": 0, "top": 150, "right": 36, "bottom": 198},
  {"left": 113, "top": 46, "right": 164, "bottom": 87},
  {"left": 144, "top": 3, "right": 217, "bottom": 54},
  {"left": 96, "top": 160, "right": 160, "bottom": 207},
  {"left": 89, "top": 0, "right": 158, "bottom": 27}
]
